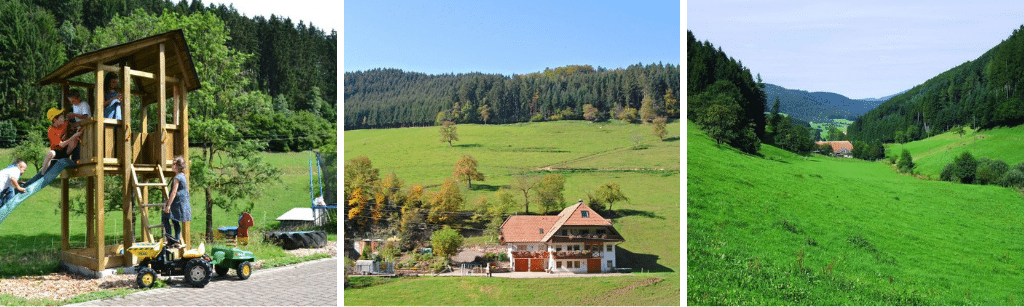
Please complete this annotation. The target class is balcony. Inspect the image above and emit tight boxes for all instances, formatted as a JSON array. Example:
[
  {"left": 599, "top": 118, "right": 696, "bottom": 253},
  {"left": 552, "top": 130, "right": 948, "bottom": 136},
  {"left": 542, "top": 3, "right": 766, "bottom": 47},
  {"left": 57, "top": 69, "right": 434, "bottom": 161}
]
[
  {"left": 511, "top": 251, "right": 549, "bottom": 259},
  {"left": 551, "top": 250, "right": 602, "bottom": 259}
]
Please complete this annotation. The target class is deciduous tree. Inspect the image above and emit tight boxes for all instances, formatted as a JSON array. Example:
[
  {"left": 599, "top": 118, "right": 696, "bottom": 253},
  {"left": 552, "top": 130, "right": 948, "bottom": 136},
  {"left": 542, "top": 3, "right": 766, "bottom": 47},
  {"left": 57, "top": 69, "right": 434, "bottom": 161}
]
[
  {"left": 428, "top": 178, "right": 462, "bottom": 225},
  {"left": 534, "top": 173, "right": 565, "bottom": 214},
  {"left": 652, "top": 117, "right": 668, "bottom": 140},
  {"left": 453, "top": 155, "right": 484, "bottom": 189},
  {"left": 511, "top": 174, "right": 538, "bottom": 214},
  {"left": 583, "top": 104, "right": 599, "bottom": 122},
  {"left": 430, "top": 225, "right": 463, "bottom": 259},
  {"left": 478, "top": 104, "right": 490, "bottom": 124},
  {"left": 439, "top": 120, "right": 458, "bottom": 147},
  {"left": 594, "top": 182, "right": 628, "bottom": 212}
]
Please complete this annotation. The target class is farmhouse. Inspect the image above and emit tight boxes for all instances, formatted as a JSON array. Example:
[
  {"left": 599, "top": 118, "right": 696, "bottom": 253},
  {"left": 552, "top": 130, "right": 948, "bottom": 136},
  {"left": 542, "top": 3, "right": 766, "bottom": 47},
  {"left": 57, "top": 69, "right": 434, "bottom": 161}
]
[
  {"left": 816, "top": 141, "right": 854, "bottom": 157},
  {"left": 499, "top": 202, "right": 624, "bottom": 273}
]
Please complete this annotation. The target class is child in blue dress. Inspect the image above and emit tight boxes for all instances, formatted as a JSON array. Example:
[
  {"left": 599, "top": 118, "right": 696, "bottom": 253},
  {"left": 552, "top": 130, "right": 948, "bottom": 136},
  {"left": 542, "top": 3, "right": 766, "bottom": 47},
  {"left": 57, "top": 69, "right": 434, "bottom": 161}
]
[{"left": 163, "top": 156, "right": 192, "bottom": 248}]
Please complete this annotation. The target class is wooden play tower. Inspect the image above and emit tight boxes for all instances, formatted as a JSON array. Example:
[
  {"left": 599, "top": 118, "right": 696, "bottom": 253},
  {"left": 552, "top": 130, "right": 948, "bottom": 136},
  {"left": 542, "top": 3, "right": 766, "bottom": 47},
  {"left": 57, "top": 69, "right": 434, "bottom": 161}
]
[{"left": 37, "top": 30, "right": 200, "bottom": 276}]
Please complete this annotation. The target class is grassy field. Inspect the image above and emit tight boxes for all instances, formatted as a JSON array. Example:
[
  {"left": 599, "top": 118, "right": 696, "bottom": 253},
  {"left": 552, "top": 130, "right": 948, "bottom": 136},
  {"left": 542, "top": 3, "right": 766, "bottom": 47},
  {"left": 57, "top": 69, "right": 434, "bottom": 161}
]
[
  {"left": 810, "top": 118, "right": 854, "bottom": 140},
  {"left": 0, "top": 149, "right": 333, "bottom": 277},
  {"left": 687, "top": 120, "right": 1024, "bottom": 305},
  {"left": 887, "top": 125, "right": 1024, "bottom": 178},
  {"left": 343, "top": 120, "right": 680, "bottom": 305}
]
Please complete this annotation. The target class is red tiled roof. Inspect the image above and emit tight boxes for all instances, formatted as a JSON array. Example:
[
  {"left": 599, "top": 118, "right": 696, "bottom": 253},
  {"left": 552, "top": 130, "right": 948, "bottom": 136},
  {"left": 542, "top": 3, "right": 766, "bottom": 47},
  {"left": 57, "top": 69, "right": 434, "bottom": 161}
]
[
  {"left": 815, "top": 141, "right": 854, "bottom": 154},
  {"left": 499, "top": 216, "right": 559, "bottom": 243},
  {"left": 501, "top": 203, "right": 619, "bottom": 244}
]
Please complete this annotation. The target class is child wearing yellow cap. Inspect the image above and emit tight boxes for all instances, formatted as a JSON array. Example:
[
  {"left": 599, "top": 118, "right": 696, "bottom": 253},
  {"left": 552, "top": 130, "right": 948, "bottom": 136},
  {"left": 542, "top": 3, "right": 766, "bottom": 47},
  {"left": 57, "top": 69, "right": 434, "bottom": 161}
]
[{"left": 40, "top": 108, "right": 82, "bottom": 174}]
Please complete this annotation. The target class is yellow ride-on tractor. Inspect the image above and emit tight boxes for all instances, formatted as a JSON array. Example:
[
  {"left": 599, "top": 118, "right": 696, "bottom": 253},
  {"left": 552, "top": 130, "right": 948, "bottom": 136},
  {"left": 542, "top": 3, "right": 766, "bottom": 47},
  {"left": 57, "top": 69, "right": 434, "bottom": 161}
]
[{"left": 127, "top": 240, "right": 212, "bottom": 288}]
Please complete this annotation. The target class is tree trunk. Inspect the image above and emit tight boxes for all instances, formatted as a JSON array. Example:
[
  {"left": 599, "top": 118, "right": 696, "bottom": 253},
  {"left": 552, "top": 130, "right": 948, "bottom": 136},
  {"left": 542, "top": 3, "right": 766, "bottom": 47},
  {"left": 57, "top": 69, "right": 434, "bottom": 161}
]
[{"left": 205, "top": 186, "right": 214, "bottom": 242}]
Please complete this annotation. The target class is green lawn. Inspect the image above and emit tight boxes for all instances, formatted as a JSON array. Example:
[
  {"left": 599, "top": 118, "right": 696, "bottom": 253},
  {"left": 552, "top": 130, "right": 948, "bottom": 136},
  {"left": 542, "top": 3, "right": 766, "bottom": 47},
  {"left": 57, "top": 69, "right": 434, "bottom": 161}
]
[
  {"left": 343, "top": 120, "right": 680, "bottom": 305},
  {"left": 688, "top": 120, "right": 1024, "bottom": 305},
  {"left": 887, "top": 125, "right": 1024, "bottom": 178},
  {"left": 0, "top": 149, "right": 331, "bottom": 277}
]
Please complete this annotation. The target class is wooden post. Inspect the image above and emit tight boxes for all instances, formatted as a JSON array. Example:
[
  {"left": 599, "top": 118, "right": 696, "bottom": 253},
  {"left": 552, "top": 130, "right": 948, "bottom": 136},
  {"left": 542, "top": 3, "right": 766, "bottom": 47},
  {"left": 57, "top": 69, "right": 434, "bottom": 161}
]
[
  {"left": 85, "top": 177, "right": 94, "bottom": 248},
  {"left": 159, "top": 43, "right": 167, "bottom": 168},
  {"left": 179, "top": 81, "right": 190, "bottom": 246},
  {"left": 94, "top": 64, "right": 106, "bottom": 271},
  {"left": 61, "top": 177, "right": 69, "bottom": 250},
  {"left": 121, "top": 66, "right": 133, "bottom": 264}
]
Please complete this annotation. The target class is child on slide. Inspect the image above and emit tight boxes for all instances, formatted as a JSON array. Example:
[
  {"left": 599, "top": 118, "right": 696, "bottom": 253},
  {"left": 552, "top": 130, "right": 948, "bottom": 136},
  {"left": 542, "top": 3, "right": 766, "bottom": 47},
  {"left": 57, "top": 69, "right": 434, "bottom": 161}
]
[{"left": 0, "top": 159, "right": 27, "bottom": 210}]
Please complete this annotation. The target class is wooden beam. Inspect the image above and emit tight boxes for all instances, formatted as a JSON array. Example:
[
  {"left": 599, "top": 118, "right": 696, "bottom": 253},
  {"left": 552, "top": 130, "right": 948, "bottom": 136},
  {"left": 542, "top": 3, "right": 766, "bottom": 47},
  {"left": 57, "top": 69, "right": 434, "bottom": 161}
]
[
  {"left": 158, "top": 43, "right": 167, "bottom": 168},
  {"left": 179, "top": 81, "right": 190, "bottom": 245},
  {"left": 86, "top": 177, "right": 94, "bottom": 248},
  {"left": 97, "top": 63, "right": 119, "bottom": 73},
  {"left": 61, "top": 178, "right": 69, "bottom": 250},
  {"left": 93, "top": 64, "right": 107, "bottom": 271},
  {"left": 121, "top": 66, "right": 133, "bottom": 257}
]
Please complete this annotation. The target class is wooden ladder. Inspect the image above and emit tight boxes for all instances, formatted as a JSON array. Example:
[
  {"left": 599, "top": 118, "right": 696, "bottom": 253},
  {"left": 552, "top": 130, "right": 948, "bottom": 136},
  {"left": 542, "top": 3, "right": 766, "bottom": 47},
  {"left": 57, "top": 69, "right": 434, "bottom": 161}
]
[{"left": 130, "top": 164, "right": 170, "bottom": 243}]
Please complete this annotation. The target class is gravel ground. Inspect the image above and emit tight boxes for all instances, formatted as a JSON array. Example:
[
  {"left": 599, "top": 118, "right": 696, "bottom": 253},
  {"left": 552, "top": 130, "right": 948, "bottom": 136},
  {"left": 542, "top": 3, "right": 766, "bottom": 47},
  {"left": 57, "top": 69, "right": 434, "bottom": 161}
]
[
  {"left": 0, "top": 273, "right": 135, "bottom": 302},
  {"left": 0, "top": 241, "right": 337, "bottom": 303}
]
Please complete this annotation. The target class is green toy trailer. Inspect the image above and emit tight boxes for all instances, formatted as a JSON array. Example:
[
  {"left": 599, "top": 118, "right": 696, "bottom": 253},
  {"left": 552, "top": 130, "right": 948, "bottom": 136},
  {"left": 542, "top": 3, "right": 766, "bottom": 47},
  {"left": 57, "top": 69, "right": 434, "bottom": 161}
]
[{"left": 210, "top": 246, "right": 255, "bottom": 279}]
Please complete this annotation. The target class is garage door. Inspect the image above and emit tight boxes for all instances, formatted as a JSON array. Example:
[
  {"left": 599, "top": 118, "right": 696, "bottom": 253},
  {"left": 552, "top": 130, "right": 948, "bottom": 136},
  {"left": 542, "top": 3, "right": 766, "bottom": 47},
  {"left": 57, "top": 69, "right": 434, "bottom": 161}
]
[
  {"left": 587, "top": 259, "right": 601, "bottom": 273},
  {"left": 530, "top": 258, "right": 544, "bottom": 272},
  {"left": 514, "top": 259, "right": 528, "bottom": 272}
]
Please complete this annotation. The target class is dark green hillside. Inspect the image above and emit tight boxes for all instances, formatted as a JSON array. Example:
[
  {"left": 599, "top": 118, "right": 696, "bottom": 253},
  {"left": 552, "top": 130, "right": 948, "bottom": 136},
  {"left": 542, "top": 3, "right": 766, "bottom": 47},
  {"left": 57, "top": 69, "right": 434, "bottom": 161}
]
[
  {"left": 849, "top": 25, "right": 1024, "bottom": 143},
  {"left": 762, "top": 83, "right": 888, "bottom": 123},
  {"left": 343, "top": 63, "right": 680, "bottom": 130}
]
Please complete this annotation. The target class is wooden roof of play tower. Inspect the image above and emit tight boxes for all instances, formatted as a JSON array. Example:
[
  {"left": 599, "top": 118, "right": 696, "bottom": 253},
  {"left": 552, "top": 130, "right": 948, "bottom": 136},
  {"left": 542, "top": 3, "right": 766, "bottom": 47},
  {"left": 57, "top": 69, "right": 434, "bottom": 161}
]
[{"left": 39, "top": 29, "right": 201, "bottom": 95}]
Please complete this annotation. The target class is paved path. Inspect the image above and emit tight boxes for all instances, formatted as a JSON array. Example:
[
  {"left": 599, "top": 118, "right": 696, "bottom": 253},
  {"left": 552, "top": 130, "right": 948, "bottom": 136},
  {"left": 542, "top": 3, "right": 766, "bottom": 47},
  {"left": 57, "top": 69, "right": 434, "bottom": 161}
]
[{"left": 70, "top": 258, "right": 337, "bottom": 306}]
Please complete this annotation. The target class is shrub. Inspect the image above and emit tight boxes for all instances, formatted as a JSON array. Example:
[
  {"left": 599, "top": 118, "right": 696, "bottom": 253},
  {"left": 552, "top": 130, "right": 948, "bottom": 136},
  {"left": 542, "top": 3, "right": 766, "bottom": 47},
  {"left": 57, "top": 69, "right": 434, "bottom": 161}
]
[
  {"left": 530, "top": 114, "right": 546, "bottom": 122},
  {"left": 1000, "top": 169, "right": 1024, "bottom": 188},
  {"left": 940, "top": 163, "right": 955, "bottom": 182},
  {"left": 976, "top": 158, "right": 1009, "bottom": 185},
  {"left": 952, "top": 151, "right": 978, "bottom": 184},
  {"left": 429, "top": 257, "right": 448, "bottom": 272},
  {"left": 897, "top": 149, "right": 914, "bottom": 174}
]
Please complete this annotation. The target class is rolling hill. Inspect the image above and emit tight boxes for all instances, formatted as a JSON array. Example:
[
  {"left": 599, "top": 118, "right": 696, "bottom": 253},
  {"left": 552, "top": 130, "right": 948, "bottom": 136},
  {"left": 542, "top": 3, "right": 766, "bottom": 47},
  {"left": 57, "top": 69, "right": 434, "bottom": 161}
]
[
  {"left": 688, "top": 120, "right": 1024, "bottom": 305},
  {"left": 344, "top": 120, "right": 680, "bottom": 305},
  {"left": 886, "top": 124, "right": 1024, "bottom": 178}
]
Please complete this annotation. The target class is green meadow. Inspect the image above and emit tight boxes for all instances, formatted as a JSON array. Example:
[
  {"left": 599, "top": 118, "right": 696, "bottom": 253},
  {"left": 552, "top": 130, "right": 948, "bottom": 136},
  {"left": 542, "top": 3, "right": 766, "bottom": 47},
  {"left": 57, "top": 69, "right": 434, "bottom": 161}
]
[
  {"left": 343, "top": 120, "right": 681, "bottom": 305},
  {"left": 0, "top": 150, "right": 331, "bottom": 277},
  {"left": 887, "top": 125, "right": 1024, "bottom": 178},
  {"left": 687, "top": 120, "right": 1024, "bottom": 305}
]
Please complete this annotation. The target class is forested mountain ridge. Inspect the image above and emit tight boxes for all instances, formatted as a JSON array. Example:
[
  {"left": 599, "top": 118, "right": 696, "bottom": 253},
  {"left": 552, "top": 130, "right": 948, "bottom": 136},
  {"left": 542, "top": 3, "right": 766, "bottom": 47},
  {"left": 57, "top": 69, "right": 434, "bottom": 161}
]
[
  {"left": 344, "top": 64, "right": 680, "bottom": 130},
  {"left": 762, "top": 83, "right": 891, "bottom": 123},
  {"left": 848, "top": 25, "right": 1024, "bottom": 143}
]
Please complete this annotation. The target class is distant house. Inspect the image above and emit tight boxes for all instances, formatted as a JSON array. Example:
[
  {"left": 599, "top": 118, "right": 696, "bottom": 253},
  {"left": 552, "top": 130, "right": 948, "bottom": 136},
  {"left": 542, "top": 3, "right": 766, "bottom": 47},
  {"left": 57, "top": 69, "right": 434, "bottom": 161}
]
[
  {"left": 815, "top": 141, "right": 854, "bottom": 157},
  {"left": 499, "top": 202, "right": 624, "bottom": 273}
]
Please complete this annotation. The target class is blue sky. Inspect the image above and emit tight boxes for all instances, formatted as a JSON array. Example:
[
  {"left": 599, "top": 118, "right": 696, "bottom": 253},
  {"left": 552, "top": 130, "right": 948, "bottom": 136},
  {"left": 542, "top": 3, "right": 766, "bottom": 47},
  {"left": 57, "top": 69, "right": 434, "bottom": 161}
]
[
  {"left": 194, "top": 0, "right": 340, "bottom": 32},
  {"left": 688, "top": 0, "right": 1024, "bottom": 99},
  {"left": 344, "top": 0, "right": 681, "bottom": 75}
]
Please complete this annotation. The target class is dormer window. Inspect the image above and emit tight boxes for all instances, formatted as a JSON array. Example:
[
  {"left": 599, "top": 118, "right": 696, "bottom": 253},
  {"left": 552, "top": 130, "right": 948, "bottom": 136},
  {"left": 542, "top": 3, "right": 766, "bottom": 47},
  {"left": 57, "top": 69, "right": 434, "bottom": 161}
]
[{"left": 581, "top": 210, "right": 589, "bottom": 218}]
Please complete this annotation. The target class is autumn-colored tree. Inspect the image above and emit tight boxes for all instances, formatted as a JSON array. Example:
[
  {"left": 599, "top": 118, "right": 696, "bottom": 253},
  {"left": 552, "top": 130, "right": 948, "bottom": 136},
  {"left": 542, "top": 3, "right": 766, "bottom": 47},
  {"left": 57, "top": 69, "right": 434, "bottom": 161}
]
[
  {"left": 439, "top": 120, "right": 459, "bottom": 147},
  {"left": 639, "top": 96, "right": 656, "bottom": 123},
  {"left": 344, "top": 156, "right": 379, "bottom": 201},
  {"left": 583, "top": 104, "right": 599, "bottom": 122},
  {"left": 534, "top": 173, "right": 566, "bottom": 214},
  {"left": 428, "top": 178, "right": 463, "bottom": 225},
  {"left": 347, "top": 187, "right": 368, "bottom": 226},
  {"left": 652, "top": 117, "right": 668, "bottom": 140},
  {"left": 453, "top": 155, "right": 485, "bottom": 189},
  {"left": 511, "top": 174, "right": 539, "bottom": 214},
  {"left": 478, "top": 104, "right": 491, "bottom": 124},
  {"left": 664, "top": 88, "right": 678, "bottom": 117},
  {"left": 595, "top": 182, "right": 629, "bottom": 212}
]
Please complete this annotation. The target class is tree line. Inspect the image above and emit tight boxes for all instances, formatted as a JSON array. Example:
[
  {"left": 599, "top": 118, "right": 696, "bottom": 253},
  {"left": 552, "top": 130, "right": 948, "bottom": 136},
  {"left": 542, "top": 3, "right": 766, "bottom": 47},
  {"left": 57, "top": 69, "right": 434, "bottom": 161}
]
[
  {"left": 0, "top": 0, "right": 336, "bottom": 150},
  {"left": 344, "top": 63, "right": 680, "bottom": 130},
  {"left": 848, "top": 25, "right": 1024, "bottom": 143},
  {"left": 344, "top": 155, "right": 629, "bottom": 251}
]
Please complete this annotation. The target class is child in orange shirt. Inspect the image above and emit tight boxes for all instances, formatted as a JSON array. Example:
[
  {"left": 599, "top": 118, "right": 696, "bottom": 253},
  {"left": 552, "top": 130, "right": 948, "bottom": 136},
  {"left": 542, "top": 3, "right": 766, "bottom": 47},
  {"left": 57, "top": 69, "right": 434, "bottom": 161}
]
[{"left": 40, "top": 108, "right": 83, "bottom": 174}]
